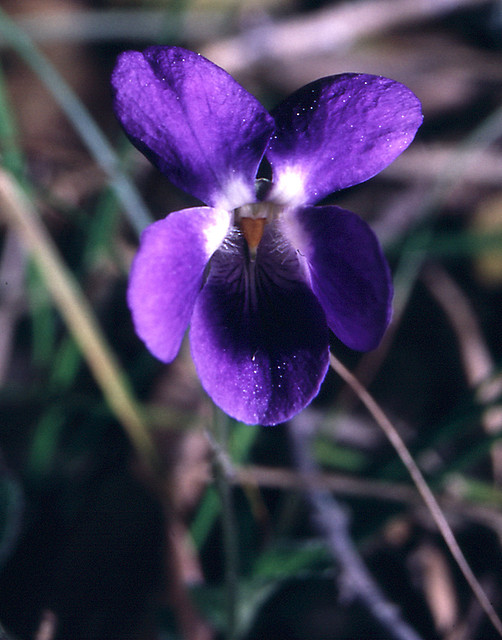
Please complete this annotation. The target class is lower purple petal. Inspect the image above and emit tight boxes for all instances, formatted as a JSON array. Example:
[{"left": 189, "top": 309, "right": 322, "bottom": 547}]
[
  {"left": 284, "top": 205, "right": 392, "bottom": 351},
  {"left": 128, "top": 207, "right": 231, "bottom": 362},
  {"left": 190, "top": 226, "right": 329, "bottom": 425}
]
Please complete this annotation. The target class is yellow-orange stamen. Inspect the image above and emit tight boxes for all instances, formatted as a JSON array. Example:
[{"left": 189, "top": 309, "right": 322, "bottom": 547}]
[{"left": 240, "top": 217, "right": 267, "bottom": 252}]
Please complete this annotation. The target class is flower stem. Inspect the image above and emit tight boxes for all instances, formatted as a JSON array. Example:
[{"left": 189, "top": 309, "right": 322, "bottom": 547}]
[
  {"left": 330, "top": 353, "right": 502, "bottom": 638},
  {"left": 212, "top": 408, "right": 240, "bottom": 639}
]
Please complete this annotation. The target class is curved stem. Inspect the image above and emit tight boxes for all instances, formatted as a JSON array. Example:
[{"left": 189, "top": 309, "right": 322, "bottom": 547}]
[
  {"left": 289, "top": 416, "right": 424, "bottom": 640},
  {"left": 330, "top": 353, "right": 502, "bottom": 638}
]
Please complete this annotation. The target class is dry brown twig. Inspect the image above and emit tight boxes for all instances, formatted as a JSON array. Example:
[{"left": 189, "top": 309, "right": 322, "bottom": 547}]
[
  {"left": 235, "top": 464, "right": 502, "bottom": 538},
  {"left": 413, "top": 542, "right": 459, "bottom": 635},
  {"left": 423, "top": 265, "right": 502, "bottom": 478},
  {"left": 329, "top": 353, "right": 502, "bottom": 638},
  {"left": 384, "top": 146, "right": 502, "bottom": 189},
  {"left": 34, "top": 610, "right": 57, "bottom": 640},
  {"left": 203, "top": 0, "right": 492, "bottom": 73},
  {"left": 288, "top": 415, "right": 424, "bottom": 640}
]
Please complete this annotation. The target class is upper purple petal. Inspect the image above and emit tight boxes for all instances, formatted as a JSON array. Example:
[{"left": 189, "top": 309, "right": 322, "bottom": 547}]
[
  {"left": 128, "top": 206, "right": 231, "bottom": 363},
  {"left": 283, "top": 205, "right": 392, "bottom": 351},
  {"left": 267, "top": 74, "right": 423, "bottom": 205},
  {"left": 190, "top": 225, "right": 329, "bottom": 425},
  {"left": 112, "top": 46, "right": 274, "bottom": 209}
]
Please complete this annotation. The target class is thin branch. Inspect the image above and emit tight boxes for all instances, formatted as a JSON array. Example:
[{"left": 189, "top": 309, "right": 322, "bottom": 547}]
[
  {"left": 422, "top": 264, "right": 502, "bottom": 485},
  {"left": 422, "top": 265, "right": 502, "bottom": 418},
  {"left": 330, "top": 353, "right": 502, "bottom": 638},
  {"left": 289, "top": 416, "right": 424, "bottom": 640},
  {"left": 165, "top": 517, "right": 214, "bottom": 640},
  {"left": 234, "top": 464, "right": 502, "bottom": 544},
  {"left": 414, "top": 542, "right": 459, "bottom": 634},
  {"left": 204, "top": 0, "right": 491, "bottom": 73},
  {"left": 34, "top": 610, "right": 57, "bottom": 640},
  {"left": 236, "top": 464, "right": 418, "bottom": 503},
  {"left": 446, "top": 577, "right": 497, "bottom": 640},
  {"left": 383, "top": 146, "right": 502, "bottom": 188}
]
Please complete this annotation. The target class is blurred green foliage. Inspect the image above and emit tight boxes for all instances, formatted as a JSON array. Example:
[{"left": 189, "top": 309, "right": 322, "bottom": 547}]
[{"left": 0, "top": 1, "right": 502, "bottom": 639}]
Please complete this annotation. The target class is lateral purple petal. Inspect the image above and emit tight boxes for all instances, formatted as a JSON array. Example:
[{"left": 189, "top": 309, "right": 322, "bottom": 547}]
[
  {"left": 285, "top": 205, "right": 392, "bottom": 351},
  {"left": 190, "top": 227, "right": 329, "bottom": 425},
  {"left": 267, "top": 74, "right": 423, "bottom": 205},
  {"left": 112, "top": 46, "right": 274, "bottom": 209},
  {"left": 127, "top": 207, "right": 231, "bottom": 363}
]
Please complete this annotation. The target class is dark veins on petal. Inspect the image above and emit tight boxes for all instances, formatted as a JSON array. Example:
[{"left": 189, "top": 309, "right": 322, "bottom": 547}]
[{"left": 190, "top": 225, "right": 329, "bottom": 424}]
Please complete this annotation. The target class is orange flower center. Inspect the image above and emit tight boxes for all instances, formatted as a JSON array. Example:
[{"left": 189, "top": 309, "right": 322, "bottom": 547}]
[
  {"left": 239, "top": 217, "right": 267, "bottom": 251},
  {"left": 235, "top": 202, "right": 281, "bottom": 256}
]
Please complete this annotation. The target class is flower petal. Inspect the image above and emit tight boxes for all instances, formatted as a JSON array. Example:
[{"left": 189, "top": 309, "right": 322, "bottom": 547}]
[
  {"left": 112, "top": 46, "right": 274, "bottom": 209},
  {"left": 267, "top": 74, "right": 423, "bottom": 205},
  {"left": 284, "top": 205, "right": 392, "bottom": 350},
  {"left": 190, "top": 226, "right": 329, "bottom": 425},
  {"left": 128, "top": 207, "right": 231, "bottom": 362}
]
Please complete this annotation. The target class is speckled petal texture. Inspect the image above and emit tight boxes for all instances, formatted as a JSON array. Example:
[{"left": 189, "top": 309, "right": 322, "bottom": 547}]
[
  {"left": 128, "top": 207, "right": 231, "bottom": 363},
  {"left": 190, "top": 226, "right": 330, "bottom": 425},
  {"left": 267, "top": 74, "right": 423, "bottom": 205},
  {"left": 284, "top": 205, "right": 393, "bottom": 351},
  {"left": 112, "top": 47, "right": 274, "bottom": 209},
  {"left": 113, "top": 46, "right": 423, "bottom": 424}
]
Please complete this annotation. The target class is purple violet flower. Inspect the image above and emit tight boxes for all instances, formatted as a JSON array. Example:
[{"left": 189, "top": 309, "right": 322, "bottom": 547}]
[{"left": 112, "top": 46, "right": 422, "bottom": 426}]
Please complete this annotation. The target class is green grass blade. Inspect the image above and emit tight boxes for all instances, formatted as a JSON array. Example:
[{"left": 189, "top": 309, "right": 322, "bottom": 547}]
[
  {"left": 0, "top": 168, "right": 156, "bottom": 468},
  {"left": 0, "top": 7, "right": 153, "bottom": 236}
]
